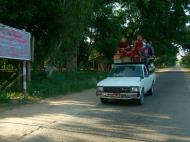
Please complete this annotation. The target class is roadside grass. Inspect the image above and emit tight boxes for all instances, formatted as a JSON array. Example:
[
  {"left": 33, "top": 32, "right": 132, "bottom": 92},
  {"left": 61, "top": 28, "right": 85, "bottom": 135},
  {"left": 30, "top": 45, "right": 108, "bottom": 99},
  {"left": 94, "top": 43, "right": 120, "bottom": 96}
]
[
  {"left": 0, "top": 92, "right": 22, "bottom": 102},
  {"left": 180, "top": 64, "right": 190, "bottom": 68},
  {"left": 0, "top": 71, "right": 108, "bottom": 105},
  {"left": 29, "top": 71, "right": 107, "bottom": 98}
]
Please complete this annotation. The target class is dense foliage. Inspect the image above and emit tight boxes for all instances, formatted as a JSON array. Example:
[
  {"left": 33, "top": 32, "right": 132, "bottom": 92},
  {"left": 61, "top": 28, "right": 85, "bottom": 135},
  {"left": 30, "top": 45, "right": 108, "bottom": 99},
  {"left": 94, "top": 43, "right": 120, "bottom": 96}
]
[
  {"left": 181, "top": 53, "right": 190, "bottom": 67},
  {"left": 0, "top": 0, "right": 190, "bottom": 70}
]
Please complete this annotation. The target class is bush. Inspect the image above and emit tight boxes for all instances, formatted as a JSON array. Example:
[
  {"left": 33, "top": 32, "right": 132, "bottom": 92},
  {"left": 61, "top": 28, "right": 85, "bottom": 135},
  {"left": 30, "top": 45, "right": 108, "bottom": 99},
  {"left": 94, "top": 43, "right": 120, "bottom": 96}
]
[
  {"left": 181, "top": 54, "right": 190, "bottom": 67},
  {"left": 0, "top": 91, "right": 23, "bottom": 103},
  {"left": 28, "top": 71, "right": 107, "bottom": 98},
  {"left": 0, "top": 71, "right": 108, "bottom": 103}
]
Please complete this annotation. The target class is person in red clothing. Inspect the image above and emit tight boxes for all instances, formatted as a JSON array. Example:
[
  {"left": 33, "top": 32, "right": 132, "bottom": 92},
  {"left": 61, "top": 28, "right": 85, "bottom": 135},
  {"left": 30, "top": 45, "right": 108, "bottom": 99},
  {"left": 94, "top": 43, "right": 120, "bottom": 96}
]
[
  {"left": 135, "top": 35, "right": 143, "bottom": 51},
  {"left": 117, "top": 37, "right": 131, "bottom": 56},
  {"left": 132, "top": 35, "right": 143, "bottom": 61}
]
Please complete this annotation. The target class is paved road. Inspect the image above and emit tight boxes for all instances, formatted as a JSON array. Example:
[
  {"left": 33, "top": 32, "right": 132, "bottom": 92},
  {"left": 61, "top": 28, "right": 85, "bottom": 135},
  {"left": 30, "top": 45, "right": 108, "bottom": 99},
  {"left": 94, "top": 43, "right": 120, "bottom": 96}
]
[{"left": 0, "top": 68, "right": 190, "bottom": 142}]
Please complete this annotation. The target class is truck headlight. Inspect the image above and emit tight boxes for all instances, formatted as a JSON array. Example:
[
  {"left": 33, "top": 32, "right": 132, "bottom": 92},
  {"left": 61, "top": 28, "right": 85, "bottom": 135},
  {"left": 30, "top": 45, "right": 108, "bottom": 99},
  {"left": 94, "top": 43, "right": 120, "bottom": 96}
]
[
  {"left": 131, "top": 87, "right": 139, "bottom": 92},
  {"left": 97, "top": 86, "right": 104, "bottom": 91}
]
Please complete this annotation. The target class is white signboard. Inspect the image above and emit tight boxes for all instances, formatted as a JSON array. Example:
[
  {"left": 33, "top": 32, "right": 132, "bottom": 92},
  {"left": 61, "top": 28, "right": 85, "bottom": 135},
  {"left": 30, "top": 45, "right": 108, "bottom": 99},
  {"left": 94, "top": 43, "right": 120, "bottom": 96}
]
[{"left": 0, "top": 24, "right": 31, "bottom": 60}]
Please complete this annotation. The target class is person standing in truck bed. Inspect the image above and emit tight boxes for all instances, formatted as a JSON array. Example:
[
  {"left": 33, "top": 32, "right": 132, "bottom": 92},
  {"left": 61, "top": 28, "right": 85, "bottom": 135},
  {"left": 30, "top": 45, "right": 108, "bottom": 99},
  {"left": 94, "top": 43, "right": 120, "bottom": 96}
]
[
  {"left": 117, "top": 37, "right": 131, "bottom": 56},
  {"left": 132, "top": 35, "right": 143, "bottom": 61}
]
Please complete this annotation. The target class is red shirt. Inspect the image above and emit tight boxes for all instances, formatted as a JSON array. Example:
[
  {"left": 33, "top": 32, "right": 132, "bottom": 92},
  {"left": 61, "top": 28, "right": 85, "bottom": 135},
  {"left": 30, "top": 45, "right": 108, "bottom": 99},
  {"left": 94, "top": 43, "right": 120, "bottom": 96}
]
[
  {"left": 119, "top": 41, "right": 129, "bottom": 49},
  {"left": 135, "top": 40, "right": 143, "bottom": 51}
]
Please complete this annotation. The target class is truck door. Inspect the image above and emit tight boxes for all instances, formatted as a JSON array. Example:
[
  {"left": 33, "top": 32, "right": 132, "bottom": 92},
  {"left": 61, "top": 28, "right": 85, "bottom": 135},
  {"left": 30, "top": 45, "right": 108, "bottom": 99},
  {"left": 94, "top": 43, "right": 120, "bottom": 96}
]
[{"left": 143, "top": 66, "right": 151, "bottom": 92}]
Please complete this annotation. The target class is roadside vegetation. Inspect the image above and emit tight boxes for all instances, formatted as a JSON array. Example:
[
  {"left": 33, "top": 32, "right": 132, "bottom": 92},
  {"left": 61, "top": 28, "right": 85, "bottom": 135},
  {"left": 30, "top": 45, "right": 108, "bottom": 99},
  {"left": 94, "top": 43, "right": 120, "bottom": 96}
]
[
  {"left": 29, "top": 71, "right": 107, "bottom": 98},
  {"left": 0, "top": 71, "right": 107, "bottom": 103},
  {"left": 181, "top": 53, "right": 190, "bottom": 67}
]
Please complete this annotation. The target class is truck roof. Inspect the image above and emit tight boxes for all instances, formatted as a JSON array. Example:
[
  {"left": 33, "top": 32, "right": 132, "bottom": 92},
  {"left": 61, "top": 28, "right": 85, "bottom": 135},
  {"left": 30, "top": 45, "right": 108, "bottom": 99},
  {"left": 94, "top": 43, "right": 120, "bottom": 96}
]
[{"left": 114, "top": 62, "right": 146, "bottom": 66}]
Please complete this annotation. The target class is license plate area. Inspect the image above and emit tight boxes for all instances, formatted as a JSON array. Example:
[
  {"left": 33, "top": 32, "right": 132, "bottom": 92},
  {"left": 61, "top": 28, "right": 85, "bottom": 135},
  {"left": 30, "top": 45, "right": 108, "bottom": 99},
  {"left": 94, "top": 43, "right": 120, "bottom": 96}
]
[
  {"left": 104, "top": 93, "right": 136, "bottom": 98},
  {"left": 106, "top": 93, "right": 121, "bottom": 97}
]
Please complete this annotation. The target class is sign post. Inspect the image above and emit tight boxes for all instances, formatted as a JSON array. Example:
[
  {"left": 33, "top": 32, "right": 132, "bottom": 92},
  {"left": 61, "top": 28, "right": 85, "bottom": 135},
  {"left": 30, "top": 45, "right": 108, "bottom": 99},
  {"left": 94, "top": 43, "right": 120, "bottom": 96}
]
[
  {"left": 23, "top": 61, "right": 27, "bottom": 98},
  {"left": 0, "top": 24, "right": 32, "bottom": 97},
  {"left": 0, "top": 24, "right": 31, "bottom": 60}
]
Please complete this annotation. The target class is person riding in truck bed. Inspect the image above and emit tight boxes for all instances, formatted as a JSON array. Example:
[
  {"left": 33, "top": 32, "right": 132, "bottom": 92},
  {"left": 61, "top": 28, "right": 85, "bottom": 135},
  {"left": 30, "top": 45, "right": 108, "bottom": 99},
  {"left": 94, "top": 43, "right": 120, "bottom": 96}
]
[{"left": 116, "top": 35, "right": 154, "bottom": 63}]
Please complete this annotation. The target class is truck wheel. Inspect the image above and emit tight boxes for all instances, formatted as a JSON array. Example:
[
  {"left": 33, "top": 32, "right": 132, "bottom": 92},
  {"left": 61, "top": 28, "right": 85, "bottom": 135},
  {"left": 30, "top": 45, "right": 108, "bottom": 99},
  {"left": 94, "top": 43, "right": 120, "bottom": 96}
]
[
  {"left": 148, "top": 84, "right": 154, "bottom": 96},
  {"left": 100, "top": 98, "right": 109, "bottom": 104},
  {"left": 137, "top": 90, "right": 144, "bottom": 105}
]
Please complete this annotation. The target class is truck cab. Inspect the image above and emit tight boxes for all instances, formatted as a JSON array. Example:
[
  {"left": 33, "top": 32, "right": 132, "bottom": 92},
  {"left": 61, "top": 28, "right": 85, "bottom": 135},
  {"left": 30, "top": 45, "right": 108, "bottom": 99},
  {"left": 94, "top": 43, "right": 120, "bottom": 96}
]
[{"left": 96, "top": 63, "right": 156, "bottom": 105}]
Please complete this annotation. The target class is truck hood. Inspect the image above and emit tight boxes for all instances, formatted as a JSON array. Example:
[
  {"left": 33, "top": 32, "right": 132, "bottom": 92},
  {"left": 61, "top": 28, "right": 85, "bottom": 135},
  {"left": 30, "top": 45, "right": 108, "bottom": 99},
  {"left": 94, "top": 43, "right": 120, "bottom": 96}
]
[{"left": 97, "top": 77, "right": 141, "bottom": 87}]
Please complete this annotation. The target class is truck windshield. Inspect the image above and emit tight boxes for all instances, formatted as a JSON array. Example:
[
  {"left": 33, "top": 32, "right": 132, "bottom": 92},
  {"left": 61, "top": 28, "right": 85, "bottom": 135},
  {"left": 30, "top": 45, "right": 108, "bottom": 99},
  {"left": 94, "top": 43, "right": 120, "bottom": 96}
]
[{"left": 110, "top": 65, "right": 143, "bottom": 77}]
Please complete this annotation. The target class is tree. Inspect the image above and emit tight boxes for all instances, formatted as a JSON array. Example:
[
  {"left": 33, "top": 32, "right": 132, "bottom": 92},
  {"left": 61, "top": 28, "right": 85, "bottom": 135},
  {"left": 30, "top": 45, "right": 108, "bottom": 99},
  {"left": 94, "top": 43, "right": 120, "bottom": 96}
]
[
  {"left": 60, "top": 0, "right": 95, "bottom": 72},
  {"left": 1, "top": 0, "right": 189, "bottom": 72},
  {"left": 181, "top": 53, "right": 190, "bottom": 67},
  {"left": 130, "top": 0, "right": 188, "bottom": 65}
]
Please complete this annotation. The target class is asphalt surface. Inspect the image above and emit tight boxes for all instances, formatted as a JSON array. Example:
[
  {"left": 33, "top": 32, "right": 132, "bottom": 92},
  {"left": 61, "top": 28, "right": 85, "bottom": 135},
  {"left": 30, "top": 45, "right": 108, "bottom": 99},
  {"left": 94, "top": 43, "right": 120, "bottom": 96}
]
[{"left": 0, "top": 68, "right": 190, "bottom": 142}]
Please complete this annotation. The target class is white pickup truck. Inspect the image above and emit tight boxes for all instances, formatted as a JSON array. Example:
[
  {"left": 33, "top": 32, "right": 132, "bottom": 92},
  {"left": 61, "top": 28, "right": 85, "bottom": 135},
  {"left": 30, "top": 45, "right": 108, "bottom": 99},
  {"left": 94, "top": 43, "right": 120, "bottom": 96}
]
[{"left": 96, "top": 63, "right": 156, "bottom": 105}]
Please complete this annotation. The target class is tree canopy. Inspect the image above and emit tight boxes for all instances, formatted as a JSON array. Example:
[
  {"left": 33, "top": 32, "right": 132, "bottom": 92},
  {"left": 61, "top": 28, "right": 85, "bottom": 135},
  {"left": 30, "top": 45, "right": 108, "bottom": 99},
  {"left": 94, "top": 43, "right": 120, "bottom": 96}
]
[{"left": 0, "top": 0, "right": 190, "bottom": 70}]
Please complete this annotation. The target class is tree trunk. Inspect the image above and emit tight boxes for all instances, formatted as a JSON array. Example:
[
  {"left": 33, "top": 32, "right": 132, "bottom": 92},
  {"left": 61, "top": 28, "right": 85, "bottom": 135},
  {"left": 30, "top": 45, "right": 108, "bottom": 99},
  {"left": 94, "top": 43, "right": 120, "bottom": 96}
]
[
  {"left": 66, "top": 45, "right": 78, "bottom": 72},
  {"left": 66, "top": 56, "right": 77, "bottom": 72}
]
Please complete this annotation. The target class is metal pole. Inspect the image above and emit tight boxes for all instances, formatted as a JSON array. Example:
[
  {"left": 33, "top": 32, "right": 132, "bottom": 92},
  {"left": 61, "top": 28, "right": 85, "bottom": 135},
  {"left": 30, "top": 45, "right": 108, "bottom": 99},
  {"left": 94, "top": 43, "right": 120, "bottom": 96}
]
[{"left": 23, "top": 61, "right": 27, "bottom": 98}]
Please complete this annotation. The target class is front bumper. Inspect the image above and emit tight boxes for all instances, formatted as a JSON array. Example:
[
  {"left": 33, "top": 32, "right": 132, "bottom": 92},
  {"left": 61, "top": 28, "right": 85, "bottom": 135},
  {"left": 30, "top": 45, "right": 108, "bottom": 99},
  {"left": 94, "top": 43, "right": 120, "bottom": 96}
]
[{"left": 96, "top": 91, "right": 140, "bottom": 100}]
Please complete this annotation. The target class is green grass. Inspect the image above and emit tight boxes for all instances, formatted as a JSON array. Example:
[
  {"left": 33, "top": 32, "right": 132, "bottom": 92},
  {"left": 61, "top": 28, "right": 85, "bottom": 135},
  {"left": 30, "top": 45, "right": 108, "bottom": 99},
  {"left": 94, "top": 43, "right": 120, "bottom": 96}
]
[
  {"left": 0, "top": 71, "right": 108, "bottom": 104},
  {"left": 0, "top": 92, "right": 22, "bottom": 102}
]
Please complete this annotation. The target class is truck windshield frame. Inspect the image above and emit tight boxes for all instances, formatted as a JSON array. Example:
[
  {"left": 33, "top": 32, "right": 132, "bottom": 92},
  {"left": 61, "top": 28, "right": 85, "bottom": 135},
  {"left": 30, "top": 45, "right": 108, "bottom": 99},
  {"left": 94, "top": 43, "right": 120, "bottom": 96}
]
[{"left": 109, "top": 65, "right": 143, "bottom": 77}]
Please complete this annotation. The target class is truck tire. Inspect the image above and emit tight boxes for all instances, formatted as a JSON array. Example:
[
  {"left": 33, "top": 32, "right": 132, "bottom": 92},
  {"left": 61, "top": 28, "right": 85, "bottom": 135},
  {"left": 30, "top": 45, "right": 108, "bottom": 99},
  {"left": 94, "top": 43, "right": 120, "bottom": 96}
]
[
  {"left": 137, "top": 90, "right": 144, "bottom": 105},
  {"left": 148, "top": 83, "right": 154, "bottom": 96},
  {"left": 100, "top": 98, "right": 109, "bottom": 104}
]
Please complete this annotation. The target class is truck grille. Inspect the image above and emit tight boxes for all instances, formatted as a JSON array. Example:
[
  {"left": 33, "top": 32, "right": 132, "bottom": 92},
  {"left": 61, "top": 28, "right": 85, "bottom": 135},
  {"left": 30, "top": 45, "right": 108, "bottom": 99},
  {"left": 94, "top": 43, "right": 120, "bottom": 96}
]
[{"left": 103, "top": 87, "right": 131, "bottom": 93}]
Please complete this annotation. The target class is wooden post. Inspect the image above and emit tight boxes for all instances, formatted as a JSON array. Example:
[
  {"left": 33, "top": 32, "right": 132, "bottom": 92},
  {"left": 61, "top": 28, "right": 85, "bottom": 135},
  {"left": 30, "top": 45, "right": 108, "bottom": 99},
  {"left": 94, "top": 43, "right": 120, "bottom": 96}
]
[
  {"left": 27, "top": 62, "right": 31, "bottom": 82},
  {"left": 27, "top": 35, "right": 34, "bottom": 82},
  {"left": 31, "top": 35, "right": 35, "bottom": 62},
  {"left": 23, "top": 61, "right": 27, "bottom": 98},
  {"left": 18, "top": 62, "right": 21, "bottom": 90}
]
